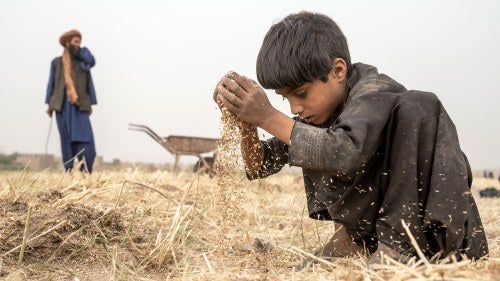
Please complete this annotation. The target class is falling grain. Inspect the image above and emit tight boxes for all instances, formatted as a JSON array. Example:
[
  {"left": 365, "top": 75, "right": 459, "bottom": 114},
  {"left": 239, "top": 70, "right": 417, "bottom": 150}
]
[{"left": 215, "top": 104, "right": 243, "bottom": 254}]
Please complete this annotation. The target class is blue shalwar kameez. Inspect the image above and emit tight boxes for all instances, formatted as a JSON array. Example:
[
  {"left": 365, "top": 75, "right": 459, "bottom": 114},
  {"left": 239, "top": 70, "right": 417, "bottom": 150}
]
[{"left": 46, "top": 47, "right": 97, "bottom": 172}]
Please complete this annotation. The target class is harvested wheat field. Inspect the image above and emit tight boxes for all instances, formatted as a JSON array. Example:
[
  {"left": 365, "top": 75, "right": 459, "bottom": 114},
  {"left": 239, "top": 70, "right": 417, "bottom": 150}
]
[{"left": 0, "top": 167, "right": 499, "bottom": 281}]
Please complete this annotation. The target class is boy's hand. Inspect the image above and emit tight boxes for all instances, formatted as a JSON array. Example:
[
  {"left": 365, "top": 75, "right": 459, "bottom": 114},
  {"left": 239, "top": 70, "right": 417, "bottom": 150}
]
[{"left": 215, "top": 71, "right": 275, "bottom": 128}]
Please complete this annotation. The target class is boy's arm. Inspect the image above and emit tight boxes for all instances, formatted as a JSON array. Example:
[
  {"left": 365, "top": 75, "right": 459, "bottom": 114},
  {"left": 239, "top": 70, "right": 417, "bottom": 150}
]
[
  {"left": 287, "top": 92, "right": 400, "bottom": 174},
  {"left": 258, "top": 110, "right": 295, "bottom": 145},
  {"left": 240, "top": 124, "right": 290, "bottom": 180}
]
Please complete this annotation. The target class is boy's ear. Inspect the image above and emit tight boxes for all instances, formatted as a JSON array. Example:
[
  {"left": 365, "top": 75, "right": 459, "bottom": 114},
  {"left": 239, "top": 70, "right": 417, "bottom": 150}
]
[{"left": 332, "top": 58, "right": 347, "bottom": 81}]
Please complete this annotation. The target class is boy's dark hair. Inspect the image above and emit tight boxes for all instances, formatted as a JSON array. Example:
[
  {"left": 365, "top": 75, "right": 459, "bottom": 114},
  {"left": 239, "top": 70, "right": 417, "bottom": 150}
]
[{"left": 256, "top": 11, "right": 352, "bottom": 89}]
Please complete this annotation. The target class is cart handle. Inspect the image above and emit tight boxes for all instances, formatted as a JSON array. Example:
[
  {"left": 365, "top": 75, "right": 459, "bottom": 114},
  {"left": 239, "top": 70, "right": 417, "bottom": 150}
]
[{"left": 128, "top": 123, "right": 164, "bottom": 144}]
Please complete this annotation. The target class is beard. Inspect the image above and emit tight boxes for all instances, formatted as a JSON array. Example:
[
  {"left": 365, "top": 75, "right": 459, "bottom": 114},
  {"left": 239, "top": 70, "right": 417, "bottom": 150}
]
[{"left": 68, "top": 45, "right": 80, "bottom": 58}]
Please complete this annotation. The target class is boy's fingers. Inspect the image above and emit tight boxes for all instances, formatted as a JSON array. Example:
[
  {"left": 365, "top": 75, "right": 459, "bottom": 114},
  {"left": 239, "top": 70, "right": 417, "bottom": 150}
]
[
  {"left": 213, "top": 81, "right": 224, "bottom": 102},
  {"left": 236, "top": 75, "right": 256, "bottom": 92},
  {"left": 217, "top": 84, "right": 242, "bottom": 108},
  {"left": 226, "top": 71, "right": 255, "bottom": 93},
  {"left": 226, "top": 71, "right": 240, "bottom": 81},
  {"left": 222, "top": 76, "right": 245, "bottom": 98},
  {"left": 217, "top": 92, "right": 241, "bottom": 114},
  {"left": 213, "top": 89, "right": 218, "bottom": 103}
]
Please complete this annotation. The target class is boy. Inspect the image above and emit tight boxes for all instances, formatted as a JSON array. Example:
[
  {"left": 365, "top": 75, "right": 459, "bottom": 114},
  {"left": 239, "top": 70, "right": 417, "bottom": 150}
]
[
  {"left": 213, "top": 11, "right": 488, "bottom": 264},
  {"left": 46, "top": 30, "right": 97, "bottom": 173}
]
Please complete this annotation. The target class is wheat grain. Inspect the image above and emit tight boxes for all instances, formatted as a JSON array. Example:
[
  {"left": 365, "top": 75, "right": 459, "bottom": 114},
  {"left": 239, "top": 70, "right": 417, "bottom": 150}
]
[{"left": 215, "top": 105, "right": 243, "bottom": 255}]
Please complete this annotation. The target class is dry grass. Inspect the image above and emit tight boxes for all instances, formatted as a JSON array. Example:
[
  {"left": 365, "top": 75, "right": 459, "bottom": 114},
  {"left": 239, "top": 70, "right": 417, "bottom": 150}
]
[{"left": 0, "top": 166, "right": 498, "bottom": 280}]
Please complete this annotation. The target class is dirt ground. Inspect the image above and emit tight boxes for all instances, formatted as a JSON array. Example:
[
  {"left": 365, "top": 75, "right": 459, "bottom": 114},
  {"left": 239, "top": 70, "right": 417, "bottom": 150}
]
[{"left": 0, "top": 169, "right": 499, "bottom": 280}]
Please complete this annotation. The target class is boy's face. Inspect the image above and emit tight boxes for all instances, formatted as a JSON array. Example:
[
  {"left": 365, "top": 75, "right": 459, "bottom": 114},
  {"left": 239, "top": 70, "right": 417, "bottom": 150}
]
[{"left": 275, "top": 59, "right": 348, "bottom": 125}]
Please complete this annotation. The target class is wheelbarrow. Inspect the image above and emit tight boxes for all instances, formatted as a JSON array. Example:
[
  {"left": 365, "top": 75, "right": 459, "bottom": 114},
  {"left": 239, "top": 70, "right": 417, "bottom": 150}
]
[{"left": 128, "top": 123, "right": 218, "bottom": 176}]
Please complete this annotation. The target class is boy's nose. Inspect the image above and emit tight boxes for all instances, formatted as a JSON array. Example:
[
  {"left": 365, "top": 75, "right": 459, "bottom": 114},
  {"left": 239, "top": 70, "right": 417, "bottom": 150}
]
[{"left": 290, "top": 102, "right": 303, "bottom": 115}]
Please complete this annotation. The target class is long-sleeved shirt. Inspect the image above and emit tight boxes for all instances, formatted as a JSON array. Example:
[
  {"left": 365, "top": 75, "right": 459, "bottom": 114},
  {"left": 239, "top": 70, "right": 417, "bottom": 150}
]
[{"left": 249, "top": 62, "right": 488, "bottom": 260}]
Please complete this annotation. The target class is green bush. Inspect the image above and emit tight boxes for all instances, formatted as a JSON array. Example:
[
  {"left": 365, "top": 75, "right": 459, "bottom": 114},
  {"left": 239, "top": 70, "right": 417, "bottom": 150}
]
[{"left": 0, "top": 152, "right": 22, "bottom": 170}]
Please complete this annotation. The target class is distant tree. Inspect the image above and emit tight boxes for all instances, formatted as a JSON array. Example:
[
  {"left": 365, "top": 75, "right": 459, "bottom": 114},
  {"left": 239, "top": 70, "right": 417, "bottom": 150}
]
[{"left": 0, "top": 152, "right": 22, "bottom": 170}]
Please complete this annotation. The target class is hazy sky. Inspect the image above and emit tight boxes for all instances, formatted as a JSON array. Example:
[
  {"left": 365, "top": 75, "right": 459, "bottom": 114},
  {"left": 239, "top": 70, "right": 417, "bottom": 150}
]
[{"left": 0, "top": 0, "right": 499, "bottom": 169}]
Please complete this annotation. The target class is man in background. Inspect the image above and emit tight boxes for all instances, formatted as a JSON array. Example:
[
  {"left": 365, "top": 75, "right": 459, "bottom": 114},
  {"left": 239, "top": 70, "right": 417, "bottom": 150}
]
[{"left": 45, "top": 29, "right": 97, "bottom": 173}]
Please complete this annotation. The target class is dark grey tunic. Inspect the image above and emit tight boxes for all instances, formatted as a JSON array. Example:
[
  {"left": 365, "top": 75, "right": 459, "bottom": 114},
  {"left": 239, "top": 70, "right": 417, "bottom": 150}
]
[{"left": 249, "top": 63, "right": 488, "bottom": 259}]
